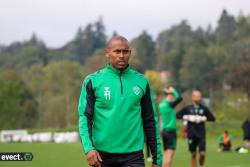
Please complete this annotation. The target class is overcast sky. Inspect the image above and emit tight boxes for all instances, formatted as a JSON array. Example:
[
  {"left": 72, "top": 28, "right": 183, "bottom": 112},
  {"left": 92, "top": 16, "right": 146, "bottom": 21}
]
[{"left": 1, "top": 0, "right": 250, "bottom": 48}]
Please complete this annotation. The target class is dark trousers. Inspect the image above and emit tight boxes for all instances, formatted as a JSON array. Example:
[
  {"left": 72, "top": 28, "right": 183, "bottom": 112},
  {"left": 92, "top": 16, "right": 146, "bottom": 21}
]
[
  {"left": 99, "top": 150, "right": 145, "bottom": 167},
  {"left": 220, "top": 142, "right": 232, "bottom": 151}
]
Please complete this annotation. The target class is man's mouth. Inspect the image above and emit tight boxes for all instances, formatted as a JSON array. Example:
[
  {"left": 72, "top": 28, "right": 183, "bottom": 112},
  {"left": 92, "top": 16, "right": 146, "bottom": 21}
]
[{"left": 117, "top": 61, "right": 126, "bottom": 65}]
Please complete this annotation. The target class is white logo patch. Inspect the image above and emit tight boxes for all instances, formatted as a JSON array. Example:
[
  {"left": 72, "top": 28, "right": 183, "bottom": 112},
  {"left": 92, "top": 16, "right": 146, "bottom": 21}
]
[
  {"left": 104, "top": 87, "right": 111, "bottom": 100},
  {"left": 133, "top": 86, "right": 140, "bottom": 95}
]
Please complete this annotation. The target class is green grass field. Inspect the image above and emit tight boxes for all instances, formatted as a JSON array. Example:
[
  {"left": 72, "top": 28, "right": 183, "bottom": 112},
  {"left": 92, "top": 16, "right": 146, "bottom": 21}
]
[{"left": 0, "top": 137, "right": 249, "bottom": 167}]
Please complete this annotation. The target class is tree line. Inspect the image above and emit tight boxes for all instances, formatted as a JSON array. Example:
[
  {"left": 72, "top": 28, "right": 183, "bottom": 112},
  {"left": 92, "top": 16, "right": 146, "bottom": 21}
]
[{"left": 0, "top": 10, "right": 250, "bottom": 129}]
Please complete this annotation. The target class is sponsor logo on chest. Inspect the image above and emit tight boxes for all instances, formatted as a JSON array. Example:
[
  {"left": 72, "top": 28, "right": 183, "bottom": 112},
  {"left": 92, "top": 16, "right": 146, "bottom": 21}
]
[
  {"left": 104, "top": 87, "right": 111, "bottom": 100},
  {"left": 133, "top": 86, "right": 140, "bottom": 95},
  {"left": 103, "top": 85, "right": 141, "bottom": 100},
  {"left": 190, "top": 108, "right": 204, "bottom": 115}
]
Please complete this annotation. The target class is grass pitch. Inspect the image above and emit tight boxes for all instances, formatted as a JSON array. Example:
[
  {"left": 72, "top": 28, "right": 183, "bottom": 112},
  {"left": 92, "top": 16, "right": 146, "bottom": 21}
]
[{"left": 0, "top": 138, "right": 249, "bottom": 167}]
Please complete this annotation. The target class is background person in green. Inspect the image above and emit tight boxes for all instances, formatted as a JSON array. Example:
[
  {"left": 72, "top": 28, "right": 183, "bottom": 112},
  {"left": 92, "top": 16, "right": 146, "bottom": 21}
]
[
  {"left": 78, "top": 36, "right": 162, "bottom": 167},
  {"left": 158, "top": 86, "right": 182, "bottom": 167}
]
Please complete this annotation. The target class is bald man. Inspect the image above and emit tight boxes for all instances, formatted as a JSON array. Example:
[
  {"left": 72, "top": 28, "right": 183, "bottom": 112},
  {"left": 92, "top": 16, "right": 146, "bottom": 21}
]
[
  {"left": 176, "top": 90, "right": 215, "bottom": 167},
  {"left": 78, "top": 36, "right": 162, "bottom": 167}
]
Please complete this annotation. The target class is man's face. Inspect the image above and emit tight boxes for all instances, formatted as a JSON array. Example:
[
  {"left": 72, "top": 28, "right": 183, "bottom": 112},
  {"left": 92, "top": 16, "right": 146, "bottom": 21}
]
[
  {"left": 105, "top": 39, "right": 131, "bottom": 70},
  {"left": 192, "top": 90, "right": 202, "bottom": 104},
  {"left": 167, "top": 93, "right": 174, "bottom": 101}
]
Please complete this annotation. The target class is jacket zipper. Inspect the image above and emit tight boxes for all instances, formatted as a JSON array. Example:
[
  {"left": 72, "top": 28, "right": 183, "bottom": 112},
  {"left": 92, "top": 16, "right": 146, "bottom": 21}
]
[{"left": 119, "top": 73, "right": 123, "bottom": 94}]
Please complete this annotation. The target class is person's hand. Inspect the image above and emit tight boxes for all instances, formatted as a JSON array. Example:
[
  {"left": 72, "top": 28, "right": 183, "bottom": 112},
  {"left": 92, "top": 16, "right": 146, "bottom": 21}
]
[
  {"left": 151, "top": 163, "right": 160, "bottom": 167},
  {"left": 168, "top": 86, "right": 174, "bottom": 92},
  {"left": 189, "top": 115, "right": 196, "bottom": 122},
  {"left": 183, "top": 115, "right": 196, "bottom": 122},
  {"left": 183, "top": 115, "right": 189, "bottom": 121},
  {"left": 163, "top": 88, "right": 170, "bottom": 94},
  {"left": 86, "top": 150, "right": 102, "bottom": 167},
  {"left": 195, "top": 115, "right": 207, "bottom": 123},
  {"left": 195, "top": 115, "right": 201, "bottom": 123},
  {"left": 200, "top": 116, "right": 207, "bottom": 122}
]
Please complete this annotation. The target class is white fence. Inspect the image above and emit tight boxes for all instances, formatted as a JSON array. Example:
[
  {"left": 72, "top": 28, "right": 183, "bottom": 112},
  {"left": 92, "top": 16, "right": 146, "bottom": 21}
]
[{"left": 0, "top": 130, "right": 79, "bottom": 143}]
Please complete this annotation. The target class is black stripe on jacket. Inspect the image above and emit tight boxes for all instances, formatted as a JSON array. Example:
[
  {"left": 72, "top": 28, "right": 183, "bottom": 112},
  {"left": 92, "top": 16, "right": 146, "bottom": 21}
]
[
  {"left": 141, "top": 83, "right": 158, "bottom": 165},
  {"left": 84, "top": 80, "right": 95, "bottom": 148}
]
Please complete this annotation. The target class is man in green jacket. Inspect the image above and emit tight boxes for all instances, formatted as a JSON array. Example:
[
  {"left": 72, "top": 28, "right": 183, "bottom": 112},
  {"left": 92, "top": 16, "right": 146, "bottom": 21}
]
[
  {"left": 158, "top": 87, "right": 182, "bottom": 167},
  {"left": 78, "top": 36, "right": 162, "bottom": 167}
]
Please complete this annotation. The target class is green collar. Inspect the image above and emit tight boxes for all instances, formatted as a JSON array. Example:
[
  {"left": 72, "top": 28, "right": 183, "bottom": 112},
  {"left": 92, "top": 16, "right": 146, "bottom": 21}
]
[{"left": 106, "top": 64, "right": 130, "bottom": 75}]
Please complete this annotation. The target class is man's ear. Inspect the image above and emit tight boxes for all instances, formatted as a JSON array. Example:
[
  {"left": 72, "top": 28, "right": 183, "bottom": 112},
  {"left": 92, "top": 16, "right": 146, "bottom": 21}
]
[{"left": 105, "top": 48, "right": 109, "bottom": 58}]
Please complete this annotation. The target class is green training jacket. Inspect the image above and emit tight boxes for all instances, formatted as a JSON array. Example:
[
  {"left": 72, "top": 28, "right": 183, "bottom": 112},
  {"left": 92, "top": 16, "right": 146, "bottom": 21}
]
[
  {"left": 78, "top": 64, "right": 162, "bottom": 165},
  {"left": 158, "top": 89, "right": 182, "bottom": 131}
]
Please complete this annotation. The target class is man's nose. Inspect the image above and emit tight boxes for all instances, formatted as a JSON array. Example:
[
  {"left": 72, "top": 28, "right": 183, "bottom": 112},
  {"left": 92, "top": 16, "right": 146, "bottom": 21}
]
[{"left": 118, "top": 51, "right": 125, "bottom": 58}]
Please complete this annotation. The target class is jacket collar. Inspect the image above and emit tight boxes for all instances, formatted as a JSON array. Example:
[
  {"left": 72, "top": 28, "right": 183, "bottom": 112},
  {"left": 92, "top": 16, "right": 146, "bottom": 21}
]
[
  {"left": 106, "top": 64, "right": 130, "bottom": 75},
  {"left": 192, "top": 103, "right": 201, "bottom": 108}
]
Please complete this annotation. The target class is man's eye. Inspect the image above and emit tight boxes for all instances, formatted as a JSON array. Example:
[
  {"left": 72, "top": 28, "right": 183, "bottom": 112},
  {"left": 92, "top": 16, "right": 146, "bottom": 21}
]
[
  {"left": 114, "top": 50, "right": 121, "bottom": 54},
  {"left": 113, "top": 49, "right": 130, "bottom": 54},
  {"left": 123, "top": 50, "right": 130, "bottom": 54}
]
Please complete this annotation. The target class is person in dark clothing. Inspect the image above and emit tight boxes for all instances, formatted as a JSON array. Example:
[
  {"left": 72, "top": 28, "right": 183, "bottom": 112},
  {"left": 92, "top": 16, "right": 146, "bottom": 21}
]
[
  {"left": 242, "top": 119, "right": 250, "bottom": 149},
  {"left": 176, "top": 90, "right": 215, "bottom": 167}
]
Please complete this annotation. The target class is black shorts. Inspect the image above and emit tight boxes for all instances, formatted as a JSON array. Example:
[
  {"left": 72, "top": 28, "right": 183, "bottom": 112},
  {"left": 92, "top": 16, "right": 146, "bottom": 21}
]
[
  {"left": 187, "top": 136, "right": 206, "bottom": 152},
  {"left": 162, "top": 130, "right": 177, "bottom": 150},
  {"left": 98, "top": 150, "right": 145, "bottom": 167}
]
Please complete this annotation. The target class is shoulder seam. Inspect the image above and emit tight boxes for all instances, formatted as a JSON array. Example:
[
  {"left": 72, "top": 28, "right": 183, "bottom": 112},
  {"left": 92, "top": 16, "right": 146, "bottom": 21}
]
[{"left": 129, "top": 69, "right": 147, "bottom": 81}]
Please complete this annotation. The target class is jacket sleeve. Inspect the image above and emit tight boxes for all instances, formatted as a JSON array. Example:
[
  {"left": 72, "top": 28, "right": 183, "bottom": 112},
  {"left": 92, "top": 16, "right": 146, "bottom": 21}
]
[
  {"left": 217, "top": 135, "right": 222, "bottom": 144},
  {"left": 204, "top": 105, "right": 216, "bottom": 121},
  {"left": 176, "top": 106, "right": 188, "bottom": 119},
  {"left": 78, "top": 79, "right": 95, "bottom": 154},
  {"left": 168, "top": 89, "right": 183, "bottom": 108},
  {"left": 141, "top": 83, "right": 162, "bottom": 166}
]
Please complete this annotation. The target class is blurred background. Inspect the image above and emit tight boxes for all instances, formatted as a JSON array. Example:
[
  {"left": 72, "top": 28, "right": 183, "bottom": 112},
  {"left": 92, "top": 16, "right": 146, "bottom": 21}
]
[{"left": 0, "top": 0, "right": 250, "bottom": 166}]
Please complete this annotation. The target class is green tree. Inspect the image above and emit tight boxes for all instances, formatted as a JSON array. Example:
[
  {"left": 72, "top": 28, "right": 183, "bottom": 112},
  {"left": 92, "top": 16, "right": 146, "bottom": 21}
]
[
  {"left": 224, "top": 38, "right": 250, "bottom": 97},
  {"left": 157, "top": 20, "right": 193, "bottom": 55},
  {"left": 82, "top": 52, "right": 106, "bottom": 76},
  {"left": 0, "top": 70, "right": 37, "bottom": 129},
  {"left": 41, "top": 61, "right": 82, "bottom": 128},
  {"left": 70, "top": 19, "right": 107, "bottom": 64},
  {"left": 179, "top": 46, "right": 213, "bottom": 92},
  {"left": 111, "top": 31, "right": 118, "bottom": 38},
  {"left": 235, "top": 13, "right": 250, "bottom": 38},
  {"left": 216, "top": 9, "right": 236, "bottom": 42},
  {"left": 21, "top": 64, "right": 44, "bottom": 128},
  {"left": 94, "top": 17, "right": 107, "bottom": 49},
  {"left": 131, "top": 31, "right": 156, "bottom": 71},
  {"left": 158, "top": 48, "right": 185, "bottom": 87},
  {"left": 0, "top": 34, "right": 48, "bottom": 69},
  {"left": 73, "top": 24, "right": 96, "bottom": 63},
  {"left": 193, "top": 27, "right": 209, "bottom": 47},
  {"left": 206, "top": 45, "right": 228, "bottom": 89},
  {"left": 144, "top": 70, "right": 163, "bottom": 96},
  {"left": 156, "top": 20, "right": 194, "bottom": 85}
]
